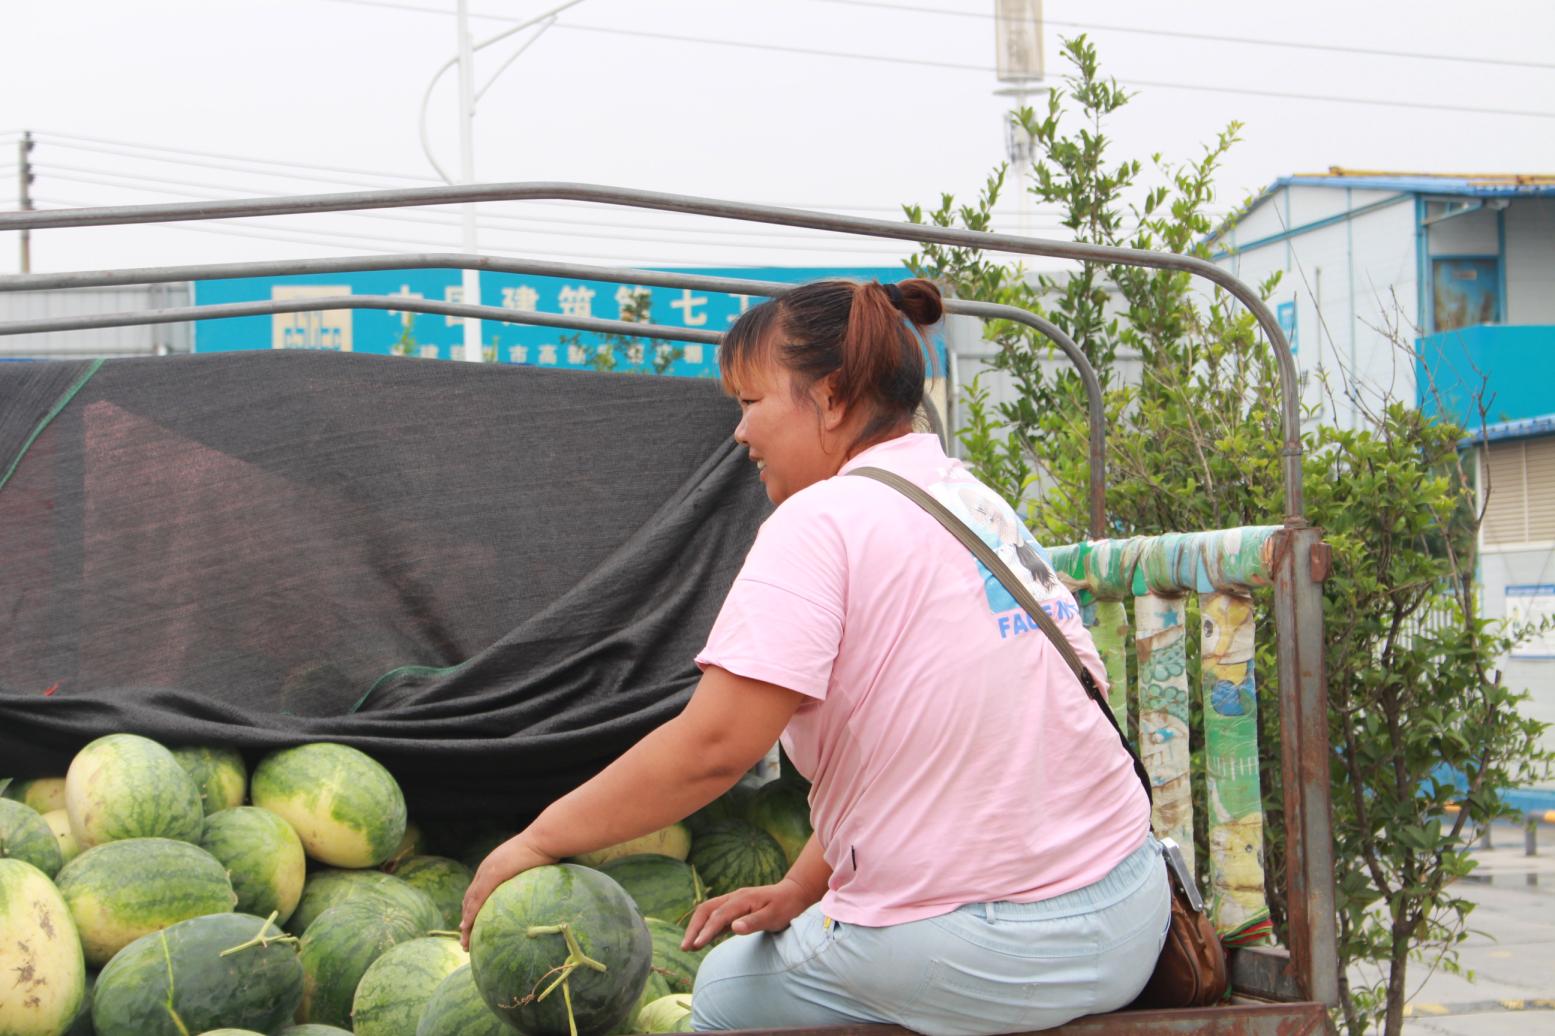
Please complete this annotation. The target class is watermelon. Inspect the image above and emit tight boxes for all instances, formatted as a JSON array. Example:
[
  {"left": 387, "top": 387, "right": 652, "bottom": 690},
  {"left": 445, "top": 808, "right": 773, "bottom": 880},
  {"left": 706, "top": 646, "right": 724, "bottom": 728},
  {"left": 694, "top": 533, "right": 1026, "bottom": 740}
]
[
  {"left": 351, "top": 935, "right": 469, "bottom": 1036},
  {"left": 90, "top": 912, "right": 303, "bottom": 1036},
  {"left": 682, "top": 775, "right": 764, "bottom": 836},
  {"left": 296, "top": 900, "right": 427, "bottom": 1028},
  {"left": 393, "top": 854, "right": 474, "bottom": 929},
  {"left": 469, "top": 863, "right": 653, "bottom": 1036},
  {"left": 199, "top": 1030, "right": 265, "bottom": 1035},
  {"left": 43, "top": 807, "right": 83, "bottom": 864},
  {"left": 65, "top": 734, "right": 205, "bottom": 849},
  {"left": 279, "top": 1026, "right": 354, "bottom": 1035},
  {"left": 744, "top": 778, "right": 813, "bottom": 866},
  {"left": 636, "top": 993, "right": 695, "bottom": 1033},
  {"left": 251, "top": 743, "right": 407, "bottom": 867},
  {"left": 3, "top": 775, "right": 67, "bottom": 813},
  {"left": 458, "top": 826, "right": 514, "bottom": 871},
  {"left": 287, "top": 867, "right": 441, "bottom": 935},
  {"left": 644, "top": 918, "right": 708, "bottom": 995},
  {"left": 170, "top": 746, "right": 248, "bottom": 814},
  {"left": 597, "top": 854, "right": 704, "bottom": 925},
  {"left": 0, "top": 858, "right": 86, "bottom": 1036},
  {"left": 200, "top": 806, "right": 308, "bottom": 925},
  {"left": 416, "top": 965, "right": 510, "bottom": 1036},
  {"left": 610, "top": 970, "right": 671, "bottom": 1035},
  {"left": 572, "top": 823, "right": 692, "bottom": 868},
  {"left": 384, "top": 820, "right": 425, "bottom": 869},
  {"left": 0, "top": 797, "right": 65, "bottom": 878},
  {"left": 56, "top": 836, "right": 238, "bottom": 967},
  {"left": 63, "top": 968, "right": 95, "bottom": 1036},
  {"left": 686, "top": 821, "right": 788, "bottom": 899}
]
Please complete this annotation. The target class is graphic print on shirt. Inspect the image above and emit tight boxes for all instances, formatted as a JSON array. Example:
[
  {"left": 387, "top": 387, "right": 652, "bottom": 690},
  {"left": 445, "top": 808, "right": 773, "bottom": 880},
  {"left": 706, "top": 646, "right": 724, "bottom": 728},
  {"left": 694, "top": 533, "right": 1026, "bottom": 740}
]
[{"left": 927, "top": 476, "right": 1075, "bottom": 637}]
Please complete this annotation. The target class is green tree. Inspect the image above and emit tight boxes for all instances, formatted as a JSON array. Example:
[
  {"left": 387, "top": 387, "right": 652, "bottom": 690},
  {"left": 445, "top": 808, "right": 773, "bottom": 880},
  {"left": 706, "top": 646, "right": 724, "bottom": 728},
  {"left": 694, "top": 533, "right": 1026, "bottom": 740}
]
[
  {"left": 560, "top": 288, "right": 684, "bottom": 375},
  {"left": 907, "top": 36, "right": 1552, "bottom": 1035}
]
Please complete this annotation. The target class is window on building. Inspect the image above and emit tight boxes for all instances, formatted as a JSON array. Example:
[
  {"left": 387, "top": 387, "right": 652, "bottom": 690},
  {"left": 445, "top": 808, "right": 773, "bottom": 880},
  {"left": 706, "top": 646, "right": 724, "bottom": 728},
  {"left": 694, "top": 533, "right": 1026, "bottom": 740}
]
[{"left": 1482, "top": 437, "right": 1555, "bottom": 547}]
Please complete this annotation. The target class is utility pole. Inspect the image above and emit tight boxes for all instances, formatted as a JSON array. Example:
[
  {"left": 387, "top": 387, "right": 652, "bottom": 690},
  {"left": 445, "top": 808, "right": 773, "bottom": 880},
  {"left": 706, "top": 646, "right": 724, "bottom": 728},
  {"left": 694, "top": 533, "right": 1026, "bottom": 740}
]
[
  {"left": 456, "top": 0, "right": 483, "bottom": 363},
  {"left": 993, "top": 1, "right": 1046, "bottom": 237},
  {"left": 18, "top": 131, "right": 35, "bottom": 273}
]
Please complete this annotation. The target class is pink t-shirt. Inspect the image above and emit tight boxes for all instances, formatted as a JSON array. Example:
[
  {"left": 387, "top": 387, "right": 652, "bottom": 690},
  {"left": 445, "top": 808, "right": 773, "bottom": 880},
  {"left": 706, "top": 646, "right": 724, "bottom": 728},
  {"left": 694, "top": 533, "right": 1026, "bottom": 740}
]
[{"left": 695, "top": 433, "right": 1150, "bottom": 926}]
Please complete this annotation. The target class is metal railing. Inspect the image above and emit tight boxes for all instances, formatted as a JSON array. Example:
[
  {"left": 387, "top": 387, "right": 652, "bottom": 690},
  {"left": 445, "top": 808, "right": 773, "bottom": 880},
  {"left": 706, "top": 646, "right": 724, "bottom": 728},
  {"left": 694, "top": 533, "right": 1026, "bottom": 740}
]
[{"left": 0, "top": 182, "right": 1336, "bottom": 1011}]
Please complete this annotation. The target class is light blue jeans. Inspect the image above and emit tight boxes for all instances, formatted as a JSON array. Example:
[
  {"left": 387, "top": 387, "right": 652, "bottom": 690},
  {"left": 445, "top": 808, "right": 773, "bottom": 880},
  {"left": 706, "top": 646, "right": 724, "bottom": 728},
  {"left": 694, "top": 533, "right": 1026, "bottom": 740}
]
[{"left": 691, "top": 836, "right": 1170, "bottom": 1036}]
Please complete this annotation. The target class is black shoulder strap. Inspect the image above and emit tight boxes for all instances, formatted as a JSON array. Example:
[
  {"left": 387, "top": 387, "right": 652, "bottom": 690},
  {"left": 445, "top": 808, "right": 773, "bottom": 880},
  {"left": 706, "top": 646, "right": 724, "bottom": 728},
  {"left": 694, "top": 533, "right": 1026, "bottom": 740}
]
[{"left": 849, "top": 466, "right": 1153, "bottom": 807}]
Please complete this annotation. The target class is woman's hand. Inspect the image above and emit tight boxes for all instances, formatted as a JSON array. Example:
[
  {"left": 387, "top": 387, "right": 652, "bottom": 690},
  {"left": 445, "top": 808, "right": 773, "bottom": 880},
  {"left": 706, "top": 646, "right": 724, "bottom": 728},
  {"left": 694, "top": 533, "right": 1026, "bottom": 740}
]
[
  {"left": 681, "top": 877, "right": 813, "bottom": 951},
  {"left": 459, "top": 832, "right": 558, "bottom": 949}
]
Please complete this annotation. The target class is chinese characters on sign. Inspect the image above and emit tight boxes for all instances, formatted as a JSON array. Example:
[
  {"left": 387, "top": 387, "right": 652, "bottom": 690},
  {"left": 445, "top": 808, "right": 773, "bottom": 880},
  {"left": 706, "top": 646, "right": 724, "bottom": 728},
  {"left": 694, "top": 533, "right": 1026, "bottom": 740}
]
[{"left": 198, "top": 267, "right": 928, "bottom": 380}]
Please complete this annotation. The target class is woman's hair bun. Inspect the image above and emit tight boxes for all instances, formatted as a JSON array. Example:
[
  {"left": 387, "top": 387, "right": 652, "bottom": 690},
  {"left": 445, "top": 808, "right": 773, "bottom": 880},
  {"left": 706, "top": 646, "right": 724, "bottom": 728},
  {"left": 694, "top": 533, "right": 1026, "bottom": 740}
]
[{"left": 890, "top": 278, "right": 944, "bottom": 327}]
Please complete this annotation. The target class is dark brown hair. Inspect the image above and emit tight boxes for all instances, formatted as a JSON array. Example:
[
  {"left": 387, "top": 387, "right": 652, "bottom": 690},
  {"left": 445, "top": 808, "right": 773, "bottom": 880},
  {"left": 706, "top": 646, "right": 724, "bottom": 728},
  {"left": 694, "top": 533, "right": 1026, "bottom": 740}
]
[{"left": 719, "top": 278, "right": 944, "bottom": 454}]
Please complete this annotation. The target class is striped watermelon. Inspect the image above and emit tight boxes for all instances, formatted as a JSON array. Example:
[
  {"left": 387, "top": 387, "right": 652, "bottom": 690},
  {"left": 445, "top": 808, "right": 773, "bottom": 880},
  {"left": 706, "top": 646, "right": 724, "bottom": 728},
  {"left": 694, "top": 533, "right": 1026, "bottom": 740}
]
[
  {"left": 65, "top": 734, "right": 205, "bottom": 849},
  {"left": 572, "top": 822, "right": 692, "bottom": 867},
  {"left": 683, "top": 775, "right": 764, "bottom": 836},
  {"left": 0, "top": 797, "right": 64, "bottom": 878},
  {"left": 297, "top": 900, "right": 427, "bottom": 1028},
  {"left": 392, "top": 854, "right": 474, "bottom": 929},
  {"left": 288, "top": 867, "right": 441, "bottom": 936},
  {"left": 170, "top": 745, "right": 248, "bottom": 814},
  {"left": 0, "top": 858, "right": 86, "bottom": 1036},
  {"left": 744, "top": 778, "right": 813, "bottom": 866},
  {"left": 416, "top": 965, "right": 510, "bottom": 1036},
  {"left": 458, "top": 825, "right": 514, "bottom": 871},
  {"left": 251, "top": 743, "right": 407, "bottom": 867},
  {"left": 644, "top": 917, "right": 708, "bottom": 995},
  {"left": 610, "top": 969, "right": 671, "bottom": 1035},
  {"left": 469, "top": 863, "right": 653, "bottom": 1036},
  {"left": 597, "top": 854, "right": 705, "bottom": 925},
  {"left": 636, "top": 993, "right": 695, "bottom": 1033},
  {"left": 200, "top": 806, "right": 308, "bottom": 925},
  {"left": 686, "top": 821, "right": 788, "bottom": 899},
  {"left": 55, "top": 836, "right": 238, "bottom": 967},
  {"left": 42, "top": 807, "right": 83, "bottom": 864},
  {"left": 3, "top": 776, "right": 67, "bottom": 813},
  {"left": 90, "top": 912, "right": 303, "bottom": 1036},
  {"left": 351, "top": 935, "right": 470, "bottom": 1036},
  {"left": 384, "top": 820, "right": 425, "bottom": 869}
]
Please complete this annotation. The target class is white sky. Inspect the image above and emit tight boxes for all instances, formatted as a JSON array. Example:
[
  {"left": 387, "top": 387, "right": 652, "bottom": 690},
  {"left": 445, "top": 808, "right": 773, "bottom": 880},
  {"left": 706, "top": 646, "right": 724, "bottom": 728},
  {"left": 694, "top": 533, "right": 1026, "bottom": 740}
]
[{"left": 3, "top": 0, "right": 1553, "bottom": 275}]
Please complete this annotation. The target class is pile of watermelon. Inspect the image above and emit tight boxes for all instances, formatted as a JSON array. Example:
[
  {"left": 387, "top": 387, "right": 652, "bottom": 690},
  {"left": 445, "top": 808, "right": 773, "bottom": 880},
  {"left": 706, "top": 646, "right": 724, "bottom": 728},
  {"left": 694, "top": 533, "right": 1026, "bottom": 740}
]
[{"left": 0, "top": 733, "right": 813, "bottom": 1036}]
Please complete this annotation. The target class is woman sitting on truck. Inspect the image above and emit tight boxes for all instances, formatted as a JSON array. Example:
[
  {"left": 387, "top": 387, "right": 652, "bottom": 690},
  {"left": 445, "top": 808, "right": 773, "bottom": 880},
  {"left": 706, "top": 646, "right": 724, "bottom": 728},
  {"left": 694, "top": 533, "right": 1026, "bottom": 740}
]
[{"left": 461, "top": 278, "right": 1167, "bottom": 1035}]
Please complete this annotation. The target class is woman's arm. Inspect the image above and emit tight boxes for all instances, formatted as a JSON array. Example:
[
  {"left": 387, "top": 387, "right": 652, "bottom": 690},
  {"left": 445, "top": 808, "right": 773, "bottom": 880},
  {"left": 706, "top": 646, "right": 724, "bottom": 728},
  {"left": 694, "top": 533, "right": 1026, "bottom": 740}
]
[{"left": 459, "top": 665, "right": 806, "bottom": 942}]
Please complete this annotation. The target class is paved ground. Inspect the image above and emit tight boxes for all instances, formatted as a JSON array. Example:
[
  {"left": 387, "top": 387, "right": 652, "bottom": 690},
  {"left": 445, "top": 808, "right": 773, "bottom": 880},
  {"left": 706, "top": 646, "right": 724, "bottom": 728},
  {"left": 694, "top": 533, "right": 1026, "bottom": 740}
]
[{"left": 1387, "top": 817, "right": 1555, "bottom": 1034}]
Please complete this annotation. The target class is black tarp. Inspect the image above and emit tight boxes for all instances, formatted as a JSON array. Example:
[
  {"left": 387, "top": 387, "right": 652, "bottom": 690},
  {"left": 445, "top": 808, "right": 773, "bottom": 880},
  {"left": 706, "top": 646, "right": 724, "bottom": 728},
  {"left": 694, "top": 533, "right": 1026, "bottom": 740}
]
[{"left": 0, "top": 351, "right": 770, "bottom": 822}]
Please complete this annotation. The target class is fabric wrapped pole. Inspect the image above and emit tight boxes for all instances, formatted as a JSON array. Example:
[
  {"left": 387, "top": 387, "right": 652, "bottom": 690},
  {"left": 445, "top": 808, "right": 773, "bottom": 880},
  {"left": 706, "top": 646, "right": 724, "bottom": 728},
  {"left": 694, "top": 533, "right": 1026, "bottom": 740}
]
[{"left": 0, "top": 352, "right": 769, "bottom": 822}]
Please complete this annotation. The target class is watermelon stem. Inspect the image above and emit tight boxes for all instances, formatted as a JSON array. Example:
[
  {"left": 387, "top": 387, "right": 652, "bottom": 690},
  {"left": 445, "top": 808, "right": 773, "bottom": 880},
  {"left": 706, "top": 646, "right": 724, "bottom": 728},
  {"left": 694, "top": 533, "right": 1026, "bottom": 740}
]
[
  {"left": 218, "top": 910, "right": 298, "bottom": 957},
  {"left": 522, "top": 921, "right": 609, "bottom": 1036}
]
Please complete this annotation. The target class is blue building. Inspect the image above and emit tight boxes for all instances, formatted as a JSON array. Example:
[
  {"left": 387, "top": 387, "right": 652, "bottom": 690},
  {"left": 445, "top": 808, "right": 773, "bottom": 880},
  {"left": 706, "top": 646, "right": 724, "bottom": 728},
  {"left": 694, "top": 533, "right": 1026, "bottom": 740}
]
[{"left": 1211, "top": 169, "right": 1555, "bottom": 759}]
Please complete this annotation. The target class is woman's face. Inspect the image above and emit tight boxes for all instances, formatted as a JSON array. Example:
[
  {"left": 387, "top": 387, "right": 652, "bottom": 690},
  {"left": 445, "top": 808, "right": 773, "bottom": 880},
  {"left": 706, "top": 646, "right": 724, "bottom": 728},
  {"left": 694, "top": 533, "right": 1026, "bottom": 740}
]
[{"left": 731, "top": 359, "right": 849, "bottom": 505}]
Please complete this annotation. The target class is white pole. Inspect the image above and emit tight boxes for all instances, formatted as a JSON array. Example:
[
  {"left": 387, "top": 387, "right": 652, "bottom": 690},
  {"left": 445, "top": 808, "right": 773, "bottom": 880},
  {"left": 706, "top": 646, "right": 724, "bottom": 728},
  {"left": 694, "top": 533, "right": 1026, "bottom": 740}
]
[{"left": 457, "top": 0, "right": 482, "bottom": 362}]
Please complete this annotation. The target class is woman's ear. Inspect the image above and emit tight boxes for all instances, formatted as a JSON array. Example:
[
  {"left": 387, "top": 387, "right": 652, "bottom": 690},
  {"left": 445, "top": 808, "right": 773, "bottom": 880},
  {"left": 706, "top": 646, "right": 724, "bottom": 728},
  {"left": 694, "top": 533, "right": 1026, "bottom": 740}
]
[{"left": 815, "top": 375, "right": 849, "bottom": 432}]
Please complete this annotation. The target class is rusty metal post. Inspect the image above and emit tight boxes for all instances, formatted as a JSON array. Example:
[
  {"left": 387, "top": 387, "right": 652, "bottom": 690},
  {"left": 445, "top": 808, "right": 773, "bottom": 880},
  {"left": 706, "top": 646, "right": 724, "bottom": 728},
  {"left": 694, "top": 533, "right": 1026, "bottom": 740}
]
[{"left": 1270, "top": 526, "right": 1339, "bottom": 1007}]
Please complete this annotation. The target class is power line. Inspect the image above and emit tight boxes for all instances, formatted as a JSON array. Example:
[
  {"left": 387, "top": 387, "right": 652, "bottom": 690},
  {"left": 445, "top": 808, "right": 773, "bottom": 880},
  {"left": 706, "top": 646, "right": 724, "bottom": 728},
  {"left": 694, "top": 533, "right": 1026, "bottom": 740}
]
[
  {"left": 31, "top": 130, "right": 915, "bottom": 214},
  {"left": 36, "top": 161, "right": 1034, "bottom": 238},
  {"left": 43, "top": 128, "right": 438, "bottom": 185},
  {"left": 809, "top": 0, "right": 1555, "bottom": 72},
  {"left": 33, "top": 173, "right": 943, "bottom": 255},
  {"left": 30, "top": 189, "right": 919, "bottom": 260},
  {"left": 309, "top": 0, "right": 1555, "bottom": 117},
  {"left": 32, "top": 195, "right": 905, "bottom": 269},
  {"left": 549, "top": 23, "right": 1555, "bottom": 119}
]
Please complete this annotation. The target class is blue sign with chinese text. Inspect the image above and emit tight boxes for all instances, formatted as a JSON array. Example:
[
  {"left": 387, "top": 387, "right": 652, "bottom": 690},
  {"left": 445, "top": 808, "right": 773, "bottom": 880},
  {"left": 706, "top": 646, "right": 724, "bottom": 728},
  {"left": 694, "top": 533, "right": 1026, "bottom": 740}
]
[{"left": 191, "top": 267, "right": 943, "bottom": 378}]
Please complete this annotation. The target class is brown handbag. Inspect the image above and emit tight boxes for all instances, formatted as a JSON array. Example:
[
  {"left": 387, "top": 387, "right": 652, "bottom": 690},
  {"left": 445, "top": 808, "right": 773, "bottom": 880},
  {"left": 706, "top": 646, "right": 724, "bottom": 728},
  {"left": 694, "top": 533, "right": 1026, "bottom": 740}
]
[{"left": 849, "top": 467, "right": 1230, "bottom": 1010}]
